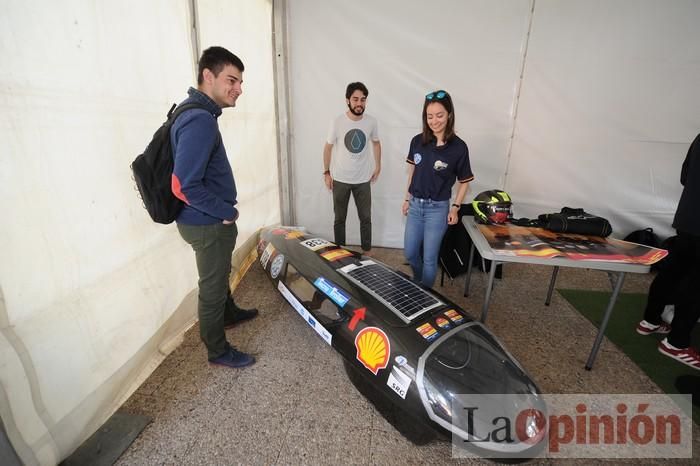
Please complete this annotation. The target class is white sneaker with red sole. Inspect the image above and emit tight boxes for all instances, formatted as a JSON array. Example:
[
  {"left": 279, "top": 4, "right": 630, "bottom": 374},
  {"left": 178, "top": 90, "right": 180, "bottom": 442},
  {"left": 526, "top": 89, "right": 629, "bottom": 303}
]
[{"left": 636, "top": 320, "right": 671, "bottom": 335}]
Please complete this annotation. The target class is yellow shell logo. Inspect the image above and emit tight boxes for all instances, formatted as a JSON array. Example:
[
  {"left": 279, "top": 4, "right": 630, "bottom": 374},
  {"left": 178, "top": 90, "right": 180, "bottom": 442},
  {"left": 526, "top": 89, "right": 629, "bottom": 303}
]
[{"left": 355, "top": 327, "right": 390, "bottom": 375}]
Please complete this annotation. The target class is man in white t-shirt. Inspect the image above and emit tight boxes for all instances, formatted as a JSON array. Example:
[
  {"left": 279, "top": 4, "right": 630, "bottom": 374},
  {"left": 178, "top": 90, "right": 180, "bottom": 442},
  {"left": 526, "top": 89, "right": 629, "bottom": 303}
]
[{"left": 322, "top": 82, "right": 382, "bottom": 255}]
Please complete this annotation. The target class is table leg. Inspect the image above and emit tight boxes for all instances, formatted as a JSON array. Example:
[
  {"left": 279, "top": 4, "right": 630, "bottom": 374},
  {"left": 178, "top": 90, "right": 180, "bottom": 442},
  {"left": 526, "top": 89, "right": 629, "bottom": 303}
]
[
  {"left": 585, "top": 272, "right": 626, "bottom": 370},
  {"left": 480, "top": 261, "right": 500, "bottom": 323},
  {"left": 545, "top": 266, "right": 560, "bottom": 306},
  {"left": 464, "top": 242, "right": 475, "bottom": 297}
]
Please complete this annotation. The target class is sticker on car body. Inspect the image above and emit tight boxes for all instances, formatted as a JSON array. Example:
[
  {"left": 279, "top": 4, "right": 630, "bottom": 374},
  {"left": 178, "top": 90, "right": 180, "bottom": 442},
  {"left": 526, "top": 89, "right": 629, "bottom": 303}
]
[
  {"left": 387, "top": 365, "right": 412, "bottom": 399},
  {"left": 355, "top": 326, "right": 390, "bottom": 375},
  {"left": 300, "top": 238, "right": 334, "bottom": 251},
  {"left": 278, "top": 281, "right": 332, "bottom": 345},
  {"left": 313, "top": 277, "right": 350, "bottom": 307}
]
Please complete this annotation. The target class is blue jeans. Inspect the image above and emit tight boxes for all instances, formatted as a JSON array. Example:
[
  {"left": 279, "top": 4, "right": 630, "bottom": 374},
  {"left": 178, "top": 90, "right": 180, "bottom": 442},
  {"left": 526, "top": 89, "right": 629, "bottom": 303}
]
[{"left": 404, "top": 198, "right": 449, "bottom": 287}]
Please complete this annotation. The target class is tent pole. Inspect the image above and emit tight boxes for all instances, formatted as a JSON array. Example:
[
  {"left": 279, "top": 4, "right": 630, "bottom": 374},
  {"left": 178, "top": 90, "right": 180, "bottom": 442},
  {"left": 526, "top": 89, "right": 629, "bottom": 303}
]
[
  {"left": 272, "top": 0, "right": 295, "bottom": 226},
  {"left": 189, "top": 0, "right": 201, "bottom": 78},
  {"left": 502, "top": 0, "right": 536, "bottom": 189}
]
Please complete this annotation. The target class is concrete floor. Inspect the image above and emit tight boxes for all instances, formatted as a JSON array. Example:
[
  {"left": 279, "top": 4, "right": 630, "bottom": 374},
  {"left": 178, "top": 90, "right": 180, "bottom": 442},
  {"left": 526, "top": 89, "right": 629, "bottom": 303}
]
[{"left": 117, "top": 247, "right": 698, "bottom": 465}]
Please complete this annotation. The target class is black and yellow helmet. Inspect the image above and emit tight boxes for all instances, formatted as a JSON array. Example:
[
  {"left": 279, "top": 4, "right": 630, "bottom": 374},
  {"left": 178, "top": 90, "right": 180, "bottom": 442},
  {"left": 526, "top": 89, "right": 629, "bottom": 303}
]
[{"left": 472, "top": 190, "right": 513, "bottom": 224}]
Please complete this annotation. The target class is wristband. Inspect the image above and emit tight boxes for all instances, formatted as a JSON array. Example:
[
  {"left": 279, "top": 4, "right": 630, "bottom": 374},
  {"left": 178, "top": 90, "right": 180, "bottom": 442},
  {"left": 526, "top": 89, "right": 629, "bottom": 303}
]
[
  {"left": 404, "top": 199, "right": 410, "bottom": 202},
  {"left": 323, "top": 170, "right": 330, "bottom": 175},
  {"left": 451, "top": 203, "right": 460, "bottom": 208}
]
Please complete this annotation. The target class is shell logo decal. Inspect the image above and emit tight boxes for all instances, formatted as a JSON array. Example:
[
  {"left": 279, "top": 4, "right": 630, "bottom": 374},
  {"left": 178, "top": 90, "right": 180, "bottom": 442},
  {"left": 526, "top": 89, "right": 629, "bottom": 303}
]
[{"left": 355, "top": 327, "right": 390, "bottom": 375}]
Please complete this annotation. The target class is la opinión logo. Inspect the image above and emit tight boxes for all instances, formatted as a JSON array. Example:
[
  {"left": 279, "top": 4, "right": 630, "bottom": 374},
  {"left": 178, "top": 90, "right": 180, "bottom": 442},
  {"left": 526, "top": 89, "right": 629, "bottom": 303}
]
[{"left": 451, "top": 394, "right": 692, "bottom": 459}]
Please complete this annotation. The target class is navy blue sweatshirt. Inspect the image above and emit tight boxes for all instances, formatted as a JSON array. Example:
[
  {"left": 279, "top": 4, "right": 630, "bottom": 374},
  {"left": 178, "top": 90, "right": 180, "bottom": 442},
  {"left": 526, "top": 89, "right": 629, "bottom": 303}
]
[{"left": 171, "top": 87, "right": 238, "bottom": 225}]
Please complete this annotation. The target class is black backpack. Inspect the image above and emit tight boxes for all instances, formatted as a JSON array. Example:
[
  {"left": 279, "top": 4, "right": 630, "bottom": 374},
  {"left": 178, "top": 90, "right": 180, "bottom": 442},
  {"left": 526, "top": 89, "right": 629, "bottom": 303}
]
[
  {"left": 623, "top": 227, "right": 660, "bottom": 248},
  {"left": 131, "top": 103, "right": 207, "bottom": 224},
  {"left": 439, "top": 205, "right": 503, "bottom": 281}
]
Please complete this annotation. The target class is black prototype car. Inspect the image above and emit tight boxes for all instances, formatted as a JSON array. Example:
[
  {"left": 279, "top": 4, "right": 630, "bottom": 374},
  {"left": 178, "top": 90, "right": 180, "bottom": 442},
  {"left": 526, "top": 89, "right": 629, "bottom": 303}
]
[{"left": 257, "top": 226, "right": 546, "bottom": 458}]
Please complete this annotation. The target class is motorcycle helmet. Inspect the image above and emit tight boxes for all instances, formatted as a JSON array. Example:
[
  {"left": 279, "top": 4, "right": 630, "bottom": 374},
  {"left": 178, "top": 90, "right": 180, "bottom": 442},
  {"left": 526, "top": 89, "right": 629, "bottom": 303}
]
[{"left": 472, "top": 190, "right": 513, "bottom": 224}]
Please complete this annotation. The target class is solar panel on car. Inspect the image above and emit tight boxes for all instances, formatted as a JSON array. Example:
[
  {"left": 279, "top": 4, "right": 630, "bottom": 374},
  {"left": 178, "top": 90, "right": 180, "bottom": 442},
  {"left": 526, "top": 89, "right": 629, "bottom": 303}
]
[{"left": 339, "top": 261, "right": 444, "bottom": 322}]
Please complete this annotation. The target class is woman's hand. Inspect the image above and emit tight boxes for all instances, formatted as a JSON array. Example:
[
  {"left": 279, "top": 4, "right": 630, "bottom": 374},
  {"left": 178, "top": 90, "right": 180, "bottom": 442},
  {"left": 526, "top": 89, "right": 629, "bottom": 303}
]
[
  {"left": 402, "top": 199, "right": 410, "bottom": 216},
  {"left": 447, "top": 206, "right": 460, "bottom": 225}
]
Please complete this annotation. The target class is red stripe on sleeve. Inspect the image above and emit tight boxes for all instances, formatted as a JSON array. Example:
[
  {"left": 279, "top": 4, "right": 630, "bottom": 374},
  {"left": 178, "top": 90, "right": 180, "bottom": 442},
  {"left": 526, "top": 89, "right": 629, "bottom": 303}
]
[{"left": 171, "top": 174, "right": 189, "bottom": 204}]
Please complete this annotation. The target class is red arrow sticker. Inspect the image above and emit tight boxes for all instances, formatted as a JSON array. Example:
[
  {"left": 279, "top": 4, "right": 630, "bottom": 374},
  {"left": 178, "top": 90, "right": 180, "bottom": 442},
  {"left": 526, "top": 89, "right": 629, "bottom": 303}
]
[{"left": 348, "top": 307, "right": 366, "bottom": 331}]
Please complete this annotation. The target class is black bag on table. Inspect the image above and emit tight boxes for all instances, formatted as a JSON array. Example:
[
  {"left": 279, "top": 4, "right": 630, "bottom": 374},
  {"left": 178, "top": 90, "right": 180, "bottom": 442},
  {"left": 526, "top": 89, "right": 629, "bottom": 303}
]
[{"left": 538, "top": 207, "right": 612, "bottom": 237}]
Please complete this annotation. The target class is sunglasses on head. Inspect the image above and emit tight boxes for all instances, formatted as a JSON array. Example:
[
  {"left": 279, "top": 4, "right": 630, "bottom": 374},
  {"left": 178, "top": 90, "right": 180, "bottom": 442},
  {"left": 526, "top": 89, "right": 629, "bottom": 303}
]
[{"left": 426, "top": 90, "right": 447, "bottom": 100}]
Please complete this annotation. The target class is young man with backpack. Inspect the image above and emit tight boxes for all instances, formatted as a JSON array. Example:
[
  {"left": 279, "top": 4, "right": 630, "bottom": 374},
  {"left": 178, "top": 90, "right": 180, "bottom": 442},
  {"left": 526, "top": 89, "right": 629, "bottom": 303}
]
[{"left": 171, "top": 46, "right": 257, "bottom": 369}]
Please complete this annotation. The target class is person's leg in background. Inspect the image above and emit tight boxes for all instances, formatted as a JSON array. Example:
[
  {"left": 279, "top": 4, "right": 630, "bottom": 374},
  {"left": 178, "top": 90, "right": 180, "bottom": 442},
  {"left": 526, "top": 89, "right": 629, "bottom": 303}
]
[
  {"left": 404, "top": 198, "right": 425, "bottom": 283},
  {"left": 419, "top": 200, "right": 449, "bottom": 288},
  {"left": 353, "top": 181, "right": 372, "bottom": 254},
  {"left": 660, "top": 232, "right": 700, "bottom": 357},
  {"left": 332, "top": 180, "right": 352, "bottom": 246},
  {"left": 637, "top": 233, "right": 686, "bottom": 335}
]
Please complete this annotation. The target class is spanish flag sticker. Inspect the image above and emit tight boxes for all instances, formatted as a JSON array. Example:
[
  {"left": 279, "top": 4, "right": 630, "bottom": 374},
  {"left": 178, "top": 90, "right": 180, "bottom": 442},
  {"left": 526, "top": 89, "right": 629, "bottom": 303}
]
[
  {"left": 285, "top": 230, "right": 305, "bottom": 239},
  {"left": 444, "top": 309, "right": 465, "bottom": 324},
  {"left": 416, "top": 322, "right": 439, "bottom": 342},
  {"left": 355, "top": 327, "right": 390, "bottom": 375},
  {"left": 435, "top": 316, "right": 451, "bottom": 329},
  {"left": 321, "top": 248, "right": 353, "bottom": 262}
]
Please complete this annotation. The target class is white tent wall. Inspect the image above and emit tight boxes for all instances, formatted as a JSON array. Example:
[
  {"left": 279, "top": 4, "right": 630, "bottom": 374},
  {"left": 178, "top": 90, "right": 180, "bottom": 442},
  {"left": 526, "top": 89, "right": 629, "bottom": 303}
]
[
  {"left": 0, "top": 0, "right": 278, "bottom": 464},
  {"left": 196, "top": 0, "right": 280, "bottom": 246},
  {"left": 286, "top": 0, "right": 700, "bottom": 247},
  {"left": 506, "top": 0, "right": 700, "bottom": 238}
]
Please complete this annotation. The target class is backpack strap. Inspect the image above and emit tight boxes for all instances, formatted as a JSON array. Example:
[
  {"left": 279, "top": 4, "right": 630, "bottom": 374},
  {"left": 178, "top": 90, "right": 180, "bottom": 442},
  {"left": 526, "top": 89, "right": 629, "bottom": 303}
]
[{"left": 167, "top": 102, "right": 210, "bottom": 122}]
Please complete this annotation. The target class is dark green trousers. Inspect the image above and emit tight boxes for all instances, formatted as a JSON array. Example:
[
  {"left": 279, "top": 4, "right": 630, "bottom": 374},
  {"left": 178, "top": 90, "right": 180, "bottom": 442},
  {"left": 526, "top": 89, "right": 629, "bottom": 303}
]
[
  {"left": 332, "top": 180, "right": 372, "bottom": 251},
  {"left": 177, "top": 222, "right": 237, "bottom": 359}
]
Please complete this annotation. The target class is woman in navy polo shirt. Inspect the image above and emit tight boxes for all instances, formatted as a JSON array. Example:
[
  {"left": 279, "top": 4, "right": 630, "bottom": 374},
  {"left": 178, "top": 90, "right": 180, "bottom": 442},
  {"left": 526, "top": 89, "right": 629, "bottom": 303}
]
[{"left": 402, "top": 90, "right": 474, "bottom": 287}]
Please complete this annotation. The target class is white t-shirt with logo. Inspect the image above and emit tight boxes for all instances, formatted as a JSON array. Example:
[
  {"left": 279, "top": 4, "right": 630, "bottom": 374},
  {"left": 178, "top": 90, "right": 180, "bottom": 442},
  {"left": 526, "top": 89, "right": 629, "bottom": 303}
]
[{"left": 326, "top": 113, "right": 380, "bottom": 184}]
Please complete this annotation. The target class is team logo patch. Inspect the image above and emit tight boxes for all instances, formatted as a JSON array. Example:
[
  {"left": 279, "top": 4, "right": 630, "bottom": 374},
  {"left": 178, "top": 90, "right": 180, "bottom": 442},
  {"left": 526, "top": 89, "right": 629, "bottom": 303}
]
[
  {"left": 301, "top": 238, "right": 334, "bottom": 251},
  {"left": 270, "top": 254, "right": 285, "bottom": 279},
  {"left": 444, "top": 309, "right": 464, "bottom": 324},
  {"left": 416, "top": 322, "right": 439, "bottom": 342},
  {"left": 321, "top": 248, "right": 354, "bottom": 262},
  {"left": 355, "top": 327, "right": 390, "bottom": 375},
  {"left": 433, "top": 160, "right": 448, "bottom": 171},
  {"left": 260, "top": 243, "right": 275, "bottom": 269},
  {"left": 414, "top": 153, "right": 422, "bottom": 165},
  {"left": 344, "top": 128, "right": 367, "bottom": 154},
  {"left": 435, "top": 316, "right": 451, "bottom": 330}
]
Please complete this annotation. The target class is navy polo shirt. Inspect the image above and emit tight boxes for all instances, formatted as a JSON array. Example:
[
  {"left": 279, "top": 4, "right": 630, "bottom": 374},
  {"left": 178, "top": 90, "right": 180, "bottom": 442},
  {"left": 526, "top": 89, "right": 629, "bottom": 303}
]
[{"left": 406, "top": 134, "right": 474, "bottom": 201}]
